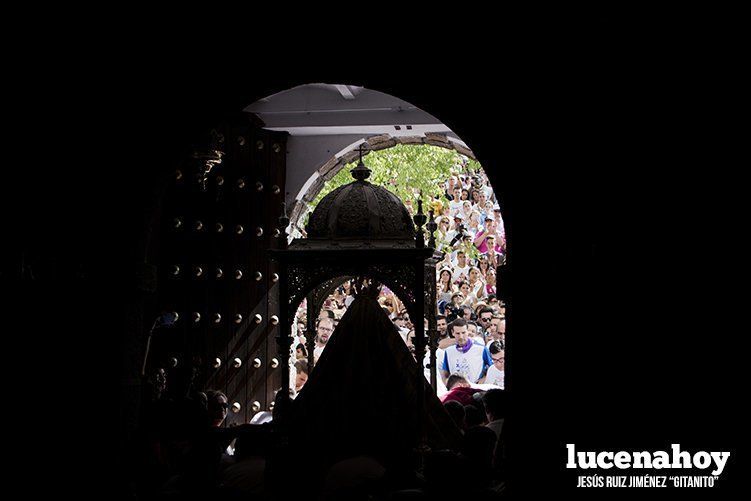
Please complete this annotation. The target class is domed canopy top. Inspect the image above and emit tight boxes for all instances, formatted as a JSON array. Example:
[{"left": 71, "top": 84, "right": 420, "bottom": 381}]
[{"left": 306, "top": 168, "right": 415, "bottom": 240}]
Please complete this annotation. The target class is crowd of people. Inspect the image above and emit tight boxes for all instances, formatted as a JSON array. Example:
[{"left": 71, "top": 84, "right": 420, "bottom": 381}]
[
  {"left": 292, "top": 288, "right": 506, "bottom": 398},
  {"left": 431, "top": 165, "right": 506, "bottom": 310},
  {"left": 292, "top": 163, "right": 507, "bottom": 396},
  {"left": 132, "top": 368, "right": 508, "bottom": 498},
  {"left": 129, "top": 163, "right": 509, "bottom": 498}
]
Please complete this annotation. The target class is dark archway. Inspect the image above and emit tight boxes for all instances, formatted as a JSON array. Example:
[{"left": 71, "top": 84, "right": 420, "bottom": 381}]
[{"left": 137, "top": 83, "right": 508, "bottom": 430}]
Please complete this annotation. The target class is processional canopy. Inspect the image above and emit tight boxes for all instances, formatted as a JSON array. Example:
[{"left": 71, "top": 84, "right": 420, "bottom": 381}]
[
  {"left": 269, "top": 146, "right": 445, "bottom": 449},
  {"left": 302, "top": 149, "right": 416, "bottom": 248}
]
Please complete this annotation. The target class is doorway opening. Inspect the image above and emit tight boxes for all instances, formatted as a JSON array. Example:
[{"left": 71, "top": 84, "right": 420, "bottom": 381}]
[{"left": 281, "top": 140, "right": 507, "bottom": 396}]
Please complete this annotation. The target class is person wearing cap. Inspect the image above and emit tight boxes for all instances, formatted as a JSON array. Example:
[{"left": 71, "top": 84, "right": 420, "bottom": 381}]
[
  {"left": 443, "top": 215, "right": 460, "bottom": 243},
  {"left": 448, "top": 212, "right": 471, "bottom": 248}
]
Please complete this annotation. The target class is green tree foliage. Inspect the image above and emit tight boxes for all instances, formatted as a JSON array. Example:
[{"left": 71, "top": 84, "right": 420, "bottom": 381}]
[{"left": 311, "top": 144, "right": 483, "bottom": 209}]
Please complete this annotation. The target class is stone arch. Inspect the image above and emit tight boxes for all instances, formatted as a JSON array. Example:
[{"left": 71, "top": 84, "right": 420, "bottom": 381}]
[{"left": 288, "top": 134, "right": 479, "bottom": 235}]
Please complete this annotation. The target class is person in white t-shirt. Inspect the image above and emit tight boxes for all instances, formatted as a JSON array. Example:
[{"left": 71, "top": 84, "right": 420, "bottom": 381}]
[
  {"left": 436, "top": 216, "right": 452, "bottom": 242},
  {"left": 481, "top": 341, "right": 504, "bottom": 389},
  {"left": 493, "top": 206, "right": 505, "bottom": 240},
  {"left": 485, "top": 316, "right": 505, "bottom": 349},
  {"left": 443, "top": 214, "right": 463, "bottom": 245},
  {"left": 448, "top": 186, "right": 463, "bottom": 213},
  {"left": 458, "top": 281, "right": 478, "bottom": 309},
  {"left": 341, "top": 279, "right": 356, "bottom": 308},
  {"left": 313, "top": 316, "right": 335, "bottom": 364},
  {"left": 466, "top": 321, "right": 485, "bottom": 346},
  {"left": 451, "top": 250, "right": 471, "bottom": 283},
  {"left": 440, "top": 318, "right": 492, "bottom": 384},
  {"left": 467, "top": 267, "right": 486, "bottom": 301},
  {"left": 482, "top": 185, "right": 494, "bottom": 204},
  {"left": 423, "top": 346, "right": 447, "bottom": 396},
  {"left": 461, "top": 200, "right": 473, "bottom": 220},
  {"left": 393, "top": 314, "right": 410, "bottom": 343}
]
